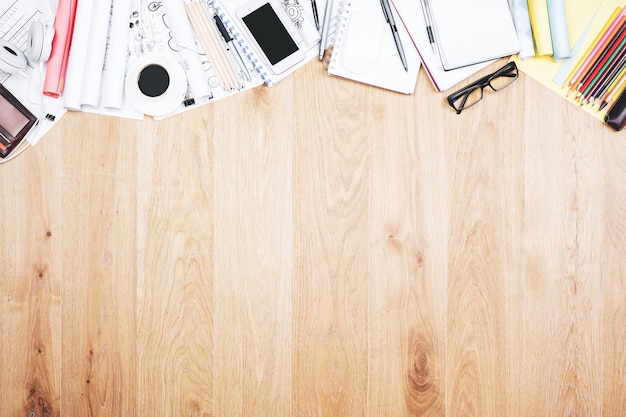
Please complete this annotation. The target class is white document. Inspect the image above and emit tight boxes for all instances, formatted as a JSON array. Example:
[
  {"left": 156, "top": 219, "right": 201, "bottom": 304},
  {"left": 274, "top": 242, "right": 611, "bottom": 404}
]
[{"left": 426, "top": 0, "right": 520, "bottom": 70}]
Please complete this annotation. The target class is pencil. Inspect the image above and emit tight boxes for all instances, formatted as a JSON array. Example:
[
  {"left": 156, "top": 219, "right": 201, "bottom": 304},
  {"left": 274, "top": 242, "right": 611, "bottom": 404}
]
[
  {"left": 588, "top": 50, "right": 626, "bottom": 105},
  {"left": 580, "top": 34, "right": 626, "bottom": 103},
  {"left": 601, "top": 74, "right": 626, "bottom": 110},
  {"left": 568, "top": 7, "right": 626, "bottom": 90},
  {"left": 597, "top": 65, "right": 626, "bottom": 107},
  {"left": 185, "top": 1, "right": 240, "bottom": 91},
  {"left": 575, "top": 21, "right": 626, "bottom": 99},
  {"left": 563, "top": 7, "right": 622, "bottom": 88}
]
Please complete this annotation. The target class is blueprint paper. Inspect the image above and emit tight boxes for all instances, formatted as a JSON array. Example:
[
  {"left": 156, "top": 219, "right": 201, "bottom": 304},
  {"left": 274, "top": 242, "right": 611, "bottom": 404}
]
[
  {"left": 162, "top": 0, "right": 212, "bottom": 99},
  {"left": 101, "top": 0, "right": 133, "bottom": 109},
  {"left": 80, "top": 0, "right": 112, "bottom": 107}
]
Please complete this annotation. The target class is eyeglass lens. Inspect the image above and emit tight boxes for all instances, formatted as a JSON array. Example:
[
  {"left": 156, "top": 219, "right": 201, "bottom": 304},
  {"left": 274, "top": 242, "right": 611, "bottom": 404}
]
[{"left": 489, "top": 65, "right": 518, "bottom": 90}]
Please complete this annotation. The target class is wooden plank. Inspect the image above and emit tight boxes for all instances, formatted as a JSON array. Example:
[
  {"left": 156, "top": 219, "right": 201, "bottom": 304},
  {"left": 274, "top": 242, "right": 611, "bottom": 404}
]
[
  {"left": 522, "top": 87, "right": 604, "bottom": 417},
  {"left": 135, "top": 111, "right": 214, "bottom": 416},
  {"left": 602, "top": 137, "right": 626, "bottom": 416},
  {"left": 292, "top": 64, "right": 369, "bottom": 417},
  {"left": 60, "top": 115, "right": 137, "bottom": 417},
  {"left": 213, "top": 81, "right": 294, "bottom": 417},
  {"left": 367, "top": 76, "right": 448, "bottom": 417},
  {"left": 0, "top": 122, "right": 63, "bottom": 417},
  {"left": 446, "top": 62, "right": 525, "bottom": 417}
]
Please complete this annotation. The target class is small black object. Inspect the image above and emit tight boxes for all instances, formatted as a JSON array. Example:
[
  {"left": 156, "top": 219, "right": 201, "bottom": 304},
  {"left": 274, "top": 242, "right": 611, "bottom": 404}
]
[
  {"left": 604, "top": 88, "right": 626, "bottom": 131},
  {"left": 138, "top": 64, "right": 170, "bottom": 98},
  {"left": 447, "top": 61, "right": 519, "bottom": 114}
]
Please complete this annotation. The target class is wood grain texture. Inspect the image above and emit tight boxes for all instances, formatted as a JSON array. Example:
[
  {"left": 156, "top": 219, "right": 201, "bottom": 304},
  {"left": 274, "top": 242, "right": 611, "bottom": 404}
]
[
  {"left": 0, "top": 122, "right": 63, "bottom": 417},
  {"left": 446, "top": 68, "right": 522, "bottom": 417},
  {"left": 367, "top": 84, "right": 447, "bottom": 417},
  {"left": 61, "top": 115, "right": 137, "bottom": 417},
  {"left": 0, "top": 59, "right": 624, "bottom": 417},
  {"left": 293, "top": 63, "right": 369, "bottom": 417},
  {"left": 523, "top": 79, "right": 604, "bottom": 417},
  {"left": 136, "top": 110, "right": 214, "bottom": 417},
  {"left": 213, "top": 79, "right": 293, "bottom": 417},
  {"left": 601, "top": 131, "right": 626, "bottom": 417}
]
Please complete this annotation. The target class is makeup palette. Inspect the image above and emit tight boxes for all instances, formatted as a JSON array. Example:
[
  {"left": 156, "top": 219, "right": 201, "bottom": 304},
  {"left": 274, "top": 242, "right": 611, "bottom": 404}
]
[{"left": 0, "top": 83, "right": 37, "bottom": 158}]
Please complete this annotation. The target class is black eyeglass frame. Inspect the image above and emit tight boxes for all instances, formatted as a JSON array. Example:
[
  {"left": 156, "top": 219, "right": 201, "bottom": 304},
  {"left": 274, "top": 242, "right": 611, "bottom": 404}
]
[{"left": 446, "top": 61, "right": 519, "bottom": 114}]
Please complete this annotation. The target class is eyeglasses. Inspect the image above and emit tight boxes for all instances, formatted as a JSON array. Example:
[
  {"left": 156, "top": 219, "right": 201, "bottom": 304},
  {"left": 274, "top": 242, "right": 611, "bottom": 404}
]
[{"left": 447, "top": 62, "right": 518, "bottom": 114}]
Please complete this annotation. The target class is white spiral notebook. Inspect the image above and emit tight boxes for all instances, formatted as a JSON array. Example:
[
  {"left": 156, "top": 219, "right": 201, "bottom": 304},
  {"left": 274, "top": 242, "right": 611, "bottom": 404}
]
[{"left": 327, "top": 0, "right": 420, "bottom": 94}]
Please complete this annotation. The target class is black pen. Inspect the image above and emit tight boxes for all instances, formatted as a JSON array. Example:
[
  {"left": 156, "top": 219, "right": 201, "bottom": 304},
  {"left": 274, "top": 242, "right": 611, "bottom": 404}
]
[
  {"left": 379, "top": 0, "right": 408, "bottom": 71},
  {"left": 213, "top": 13, "right": 252, "bottom": 82},
  {"left": 311, "top": 0, "right": 320, "bottom": 30}
]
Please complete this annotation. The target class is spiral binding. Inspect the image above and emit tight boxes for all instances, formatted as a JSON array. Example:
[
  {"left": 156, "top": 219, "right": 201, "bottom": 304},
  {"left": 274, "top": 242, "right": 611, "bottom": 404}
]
[
  {"left": 327, "top": 0, "right": 351, "bottom": 72},
  {"left": 207, "top": 0, "right": 275, "bottom": 86}
]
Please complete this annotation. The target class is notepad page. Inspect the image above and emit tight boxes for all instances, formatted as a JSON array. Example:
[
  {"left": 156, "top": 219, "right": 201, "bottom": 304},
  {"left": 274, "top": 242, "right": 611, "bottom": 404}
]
[
  {"left": 392, "top": 0, "right": 491, "bottom": 91},
  {"left": 428, "top": 0, "right": 520, "bottom": 70},
  {"left": 328, "top": 0, "right": 420, "bottom": 93}
]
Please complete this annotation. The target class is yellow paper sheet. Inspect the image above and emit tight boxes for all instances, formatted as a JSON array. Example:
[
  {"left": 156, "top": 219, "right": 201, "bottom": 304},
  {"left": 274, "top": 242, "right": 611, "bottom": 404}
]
[{"left": 514, "top": 0, "right": 615, "bottom": 122}]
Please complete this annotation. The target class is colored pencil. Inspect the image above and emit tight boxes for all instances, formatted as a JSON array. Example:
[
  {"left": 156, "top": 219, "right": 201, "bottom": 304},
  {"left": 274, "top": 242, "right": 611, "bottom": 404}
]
[
  {"left": 588, "top": 51, "right": 626, "bottom": 105},
  {"left": 598, "top": 65, "right": 626, "bottom": 108},
  {"left": 601, "top": 74, "right": 626, "bottom": 110},
  {"left": 568, "top": 7, "right": 626, "bottom": 90},
  {"left": 575, "top": 22, "right": 626, "bottom": 99},
  {"left": 563, "top": 7, "right": 622, "bottom": 88},
  {"left": 581, "top": 36, "right": 626, "bottom": 103}
]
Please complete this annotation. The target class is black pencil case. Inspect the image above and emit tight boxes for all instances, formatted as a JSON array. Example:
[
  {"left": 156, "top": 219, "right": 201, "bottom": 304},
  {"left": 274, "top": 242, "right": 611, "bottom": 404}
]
[{"left": 605, "top": 88, "right": 626, "bottom": 131}]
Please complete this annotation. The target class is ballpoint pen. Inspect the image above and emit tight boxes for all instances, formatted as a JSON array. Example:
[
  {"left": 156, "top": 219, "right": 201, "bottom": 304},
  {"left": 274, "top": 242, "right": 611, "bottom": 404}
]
[
  {"left": 418, "top": 0, "right": 437, "bottom": 55},
  {"left": 311, "top": 0, "right": 320, "bottom": 30},
  {"left": 214, "top": 12, "right": 252, "bottom": 82},
  {"left": 319, "top": 0, "right": 333, "bottom": 61},
  {"left": 379, "top": 0, "right": 408, "bottom": 71}
]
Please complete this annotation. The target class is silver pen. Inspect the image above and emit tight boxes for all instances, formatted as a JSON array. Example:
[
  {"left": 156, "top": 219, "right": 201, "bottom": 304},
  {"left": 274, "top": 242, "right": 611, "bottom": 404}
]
[
  {"left": 418, "top": 0, "right": 437, "bottom": 55},
  {"left": 379, "top": 0, "right": 408, "bottom": 71},
  {"left": 319, "top": 0, "right": 333, "bottom": 61}
]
